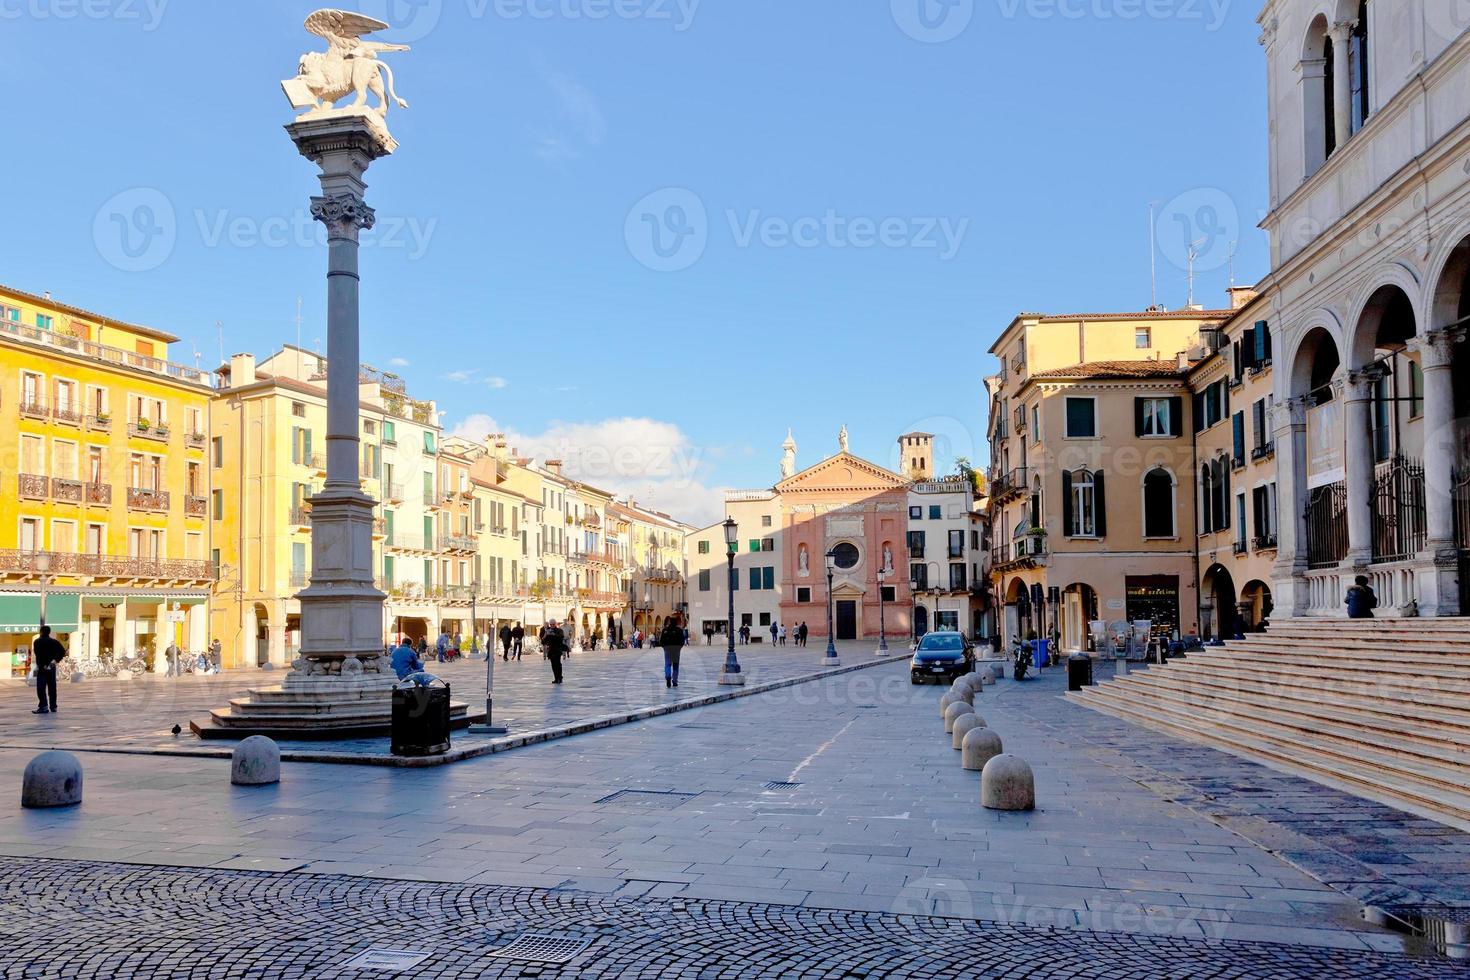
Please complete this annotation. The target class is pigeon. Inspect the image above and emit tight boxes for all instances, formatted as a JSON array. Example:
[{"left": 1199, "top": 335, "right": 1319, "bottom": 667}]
[{"left": 171, "top": 725, "right": 182, "bottom": 736}]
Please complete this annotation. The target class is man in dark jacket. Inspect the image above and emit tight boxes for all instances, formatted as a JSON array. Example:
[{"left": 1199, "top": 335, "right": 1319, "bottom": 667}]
[
  {"left": 540, "top": 620, "right": 567, "bottom": 684},
  {"left": 1346, "top": 576, "right": 1377, "bottom": 619},
  {"left": 31, "top": 626, "right": 65, "bottom": 715},
  {"left": 499, "top": 624, "right": 513, "bottom": 661},
  {"left": 659, "top": 617, "right": 686, "bottom": 689},
  {"left": 511, "top": 623, "right": 524, "bottom": 660}
]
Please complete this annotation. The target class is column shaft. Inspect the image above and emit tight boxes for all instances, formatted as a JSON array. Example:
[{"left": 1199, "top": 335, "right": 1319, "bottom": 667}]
[
  {"left": 1330, "top": 23, "right": 1355, "bottom": 151},
  {"left": 1343, "top": 372, "right": 1376, "bottom": 567}
]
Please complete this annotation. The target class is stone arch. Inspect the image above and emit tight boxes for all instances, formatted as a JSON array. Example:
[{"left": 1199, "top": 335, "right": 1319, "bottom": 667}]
[
  {"left": 1300, "top": 12, "right": 1334, "bottom": 175},
  {"left": 1241, "top": 579, "right": 1275, "bottom": 630},
  {"left": 1346, "top": 266, "right": 1423, "bottom": 369},
  {"left": 1427, "top": 227, "right": 1470, "bottom": 331},
  {"left": 1142, "top": 466, "right": 1177, "bottom": 539},
  {"left": 1287, "top": 320, "right": 1344, "bottom": 398},
  {"left": 1201, "top": 563, "right": 1239, "bottom": 642}
]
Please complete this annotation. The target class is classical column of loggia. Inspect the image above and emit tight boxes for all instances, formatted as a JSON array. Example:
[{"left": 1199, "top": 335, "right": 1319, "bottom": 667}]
[
  {"left": 1271, "top": 395, "right": 1310, "bottom": 618},
  {"left": 1328, "top": 20, "right": 1356, "bottom": 151},
  {"left": 1342, "top": 368, "right": 1378, "bottom": 569},
  {"left": 285, "top": 116, "right": 393, "bottom": 690},
  {"left": 1413, "top": 328, "right": 1466, "bottom": 616}
]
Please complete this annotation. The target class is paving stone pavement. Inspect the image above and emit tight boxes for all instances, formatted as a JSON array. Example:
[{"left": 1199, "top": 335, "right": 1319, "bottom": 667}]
[
  {"left": 0, "top": 860, "right": 1461, "bottom": 979},
  {"left": 0, "top": 641, "right": 885, "bottom": 759},
  {"left": 0, "top": 660, "right": 1432, "bottom": 959}
]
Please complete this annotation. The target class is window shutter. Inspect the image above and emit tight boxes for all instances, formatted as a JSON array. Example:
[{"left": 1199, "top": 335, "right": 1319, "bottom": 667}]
[
  {"left": 1256, "top": 321, "right": 1271, "bottom": 362},
  {"left": 1167, "top": 396, "right": 1183, "bottom": 436},
  {"left": 1093, "top": 470, "right": 1107, "bottom": 537},
  {"left": 1232, "top": 340, "right": 1244, "bottom": 380},
  {"left": 1193, "top": 393, "right": 1205, "bottom": 433},
  {"left": 1232, "top": 413, "right": 1245, "bottom": 462},
  {"left": 1134, "top": 398, "right": 1146, "bottom": 437},
  {"left": 763, "top": 567, "right": 775, "bottom": 590},
  {"left": 1061, "top": 471, "right": 1074, "bottom": 536},
  {"left": 1219, "top": 461, "right": 1231, "bottom": 530},
  {"left": 1241, "top": 328, "right": 1257, "bottom": 372}
]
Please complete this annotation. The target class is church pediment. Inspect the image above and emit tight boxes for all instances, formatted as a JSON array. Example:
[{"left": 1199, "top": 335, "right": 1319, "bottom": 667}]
[{"left": 776, "top": 453, "right": 910, "bottom": 494}]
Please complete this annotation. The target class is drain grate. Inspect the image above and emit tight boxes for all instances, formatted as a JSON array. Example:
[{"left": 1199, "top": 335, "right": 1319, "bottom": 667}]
[
  {"left": 595, "top": 789, "right": 701, "bottom": 809},
  {"left": 341, "top": 948, "right": 432, "bottom": 971},
  {"left": 764, "top": 780, "right": 802, "bottom": 790},
  {"left": 486, "top": 934, "right": 594, "bottom": 964}
]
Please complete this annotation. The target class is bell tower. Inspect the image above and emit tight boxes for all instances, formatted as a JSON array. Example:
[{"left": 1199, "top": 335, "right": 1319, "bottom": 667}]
[{"left": 898, "top": 432, "right": 934, "bottom": 481}]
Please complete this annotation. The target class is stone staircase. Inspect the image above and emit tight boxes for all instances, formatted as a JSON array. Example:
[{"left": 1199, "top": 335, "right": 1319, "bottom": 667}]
[{"left": 1069, "top": 618, "right": 1470, "bottom": 832}]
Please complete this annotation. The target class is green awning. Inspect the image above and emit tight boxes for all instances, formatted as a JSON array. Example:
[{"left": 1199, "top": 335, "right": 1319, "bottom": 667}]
[{"left": 0, "top": 594, "right": 81, "bottom": 634}]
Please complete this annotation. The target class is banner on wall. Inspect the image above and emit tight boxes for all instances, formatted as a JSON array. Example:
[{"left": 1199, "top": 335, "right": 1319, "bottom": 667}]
[{"left": 1306, "top": 398, "right": 1344, "bottom": 488}]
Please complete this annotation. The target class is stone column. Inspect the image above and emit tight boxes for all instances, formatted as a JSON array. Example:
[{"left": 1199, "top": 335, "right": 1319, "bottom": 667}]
[
  {"left": 287, "top": 115, "right": 391, "bottom": 687},
  {"left": 1272, "top": 396, "right": 1310, "bottom": 616},
  {"left": 1343, "top": 369, "right": 1378, "bottom": 568},
  {"left": 1412, "top": 328, "right": 1465, "bottom": 615},
  {"left": 1329, "top": 21, "right": 1355, "bottom": 151}
]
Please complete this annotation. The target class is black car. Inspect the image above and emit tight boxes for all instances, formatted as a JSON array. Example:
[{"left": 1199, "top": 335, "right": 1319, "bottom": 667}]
[{"left": 910, "top": 631, "right": 976, "bottom": 684}]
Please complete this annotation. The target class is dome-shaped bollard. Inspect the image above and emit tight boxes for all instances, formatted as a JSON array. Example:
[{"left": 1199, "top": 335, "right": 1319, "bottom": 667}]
[
  {"left": 951, "top": 712, "right": 984, "bottom": 749},
  {"left": 981, "top": 754, "right": 1036, "bottom": 811},
  {"left": 938, "top": 692, "right": 957, "bottom": 718},
  {"left": 979, "top": 666, "right": 997, "bottom": 686},
  {"left": 231, "top": 736, "right": 281, "bottom": 787},
  {"left": 962, "top": 727, "right": 1002, "bottom": 771},
  {"left": 942, "top": 700, "right": 975, "bottom": 734},
  {"left": 948, "top": 684, "right": 974, "bottom": 706},
  {"left": 961, "top": 673, "right": 984, "bottom": 695},
  {"left": 22, "top": 751, "right": 82, "bottom": 809}
]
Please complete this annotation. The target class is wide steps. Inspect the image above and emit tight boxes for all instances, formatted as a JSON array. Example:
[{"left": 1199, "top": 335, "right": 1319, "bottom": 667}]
[
  {"left": 1227, "top": 635, "right": 1470, "bottom": 658},
  {"left": 1073, "top": 686, "right": 1470, "bottom": 831},
  {"left": 1130, "top": 665, "right": 1470, "bottom": 734},
  {"left": 1106, "top": 672, "right": 1470, "bottom": 769},
  {"left": 1182, "top": 650, "right": 1470, "bottom": 696},
  {"left": 1190, "top": 645, "right": 1470, "bottom": 682}
]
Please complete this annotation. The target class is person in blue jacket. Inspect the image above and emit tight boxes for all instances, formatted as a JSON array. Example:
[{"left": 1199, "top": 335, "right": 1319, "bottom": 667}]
[{"left": 391, "top": 637, "right": 424, "bottom": 680}]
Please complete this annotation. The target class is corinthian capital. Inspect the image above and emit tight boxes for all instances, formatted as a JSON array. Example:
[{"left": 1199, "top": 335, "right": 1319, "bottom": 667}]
[
  {"left": 1328, "top": 21, "right": 1357, "bottom": 45},
  {"left": 1344, "top": 365, "right": 1384, "bottom": 398},
  {"left": 1411, "top": 327, "right": 1467, "bottom": 370},
  {"left": 311, "top": 193, "right": 377, "bottom": 234}
]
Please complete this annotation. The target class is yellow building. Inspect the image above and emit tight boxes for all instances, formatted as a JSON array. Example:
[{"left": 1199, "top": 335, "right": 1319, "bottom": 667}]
[{"left": 0, "top": 284, "right": 216, "bottom": 676}]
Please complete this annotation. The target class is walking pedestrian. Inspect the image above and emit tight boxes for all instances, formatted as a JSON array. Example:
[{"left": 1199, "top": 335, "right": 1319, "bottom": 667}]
[
  {"left": 512, "top": 623, "right": 524, "bottom": 659},
  {"left": 703, "top": 622, "right": 715, "bottom": 646},
  {"left": 164, "top": 641, "right": 181, "bottom": 677},
  {"left": 436, "top": 630, "right": 449, "bottom": 663},
  {"left": 31, "top": 626, "right": 64, "bottom": 716},
  {"left": 799, "top": 622, "right": 809, "bottom": 647},
  {"left": 540, "top": 619, "right": 567, "bottom": 684},
  {"left": 500, "top": 623, "right": 513, "bottom": 661},
  {"left": 659, "top": 616, "right": 685, "bottom": 688},
  {"left": 769, "top": 622, "right": 778, "bottom": 646},
  {"left": 779, "top": 624, "right": 788, "bottom": 646},
  {"left": 209, "top": 638, "right": 223, "bottom": 671}
]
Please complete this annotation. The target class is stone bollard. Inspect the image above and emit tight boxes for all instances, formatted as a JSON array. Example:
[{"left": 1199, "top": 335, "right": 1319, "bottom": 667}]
[
  {"left": 980, "top": 666, "right": 997, "bottom": 686},
  {"left": 942, "top": 700, "right": 975, "bottom": 734},
  {"left": 961, "top": 673, "right": 984, "bottom": 696},
  {"left": 938, "top": 692, "right": 957, "bottom": 718},
  {"left": 951, "top": 712, "right": 984, "bottom": 749},
  {"left": 22, "top": 751, "right": 82, "bottom": 809},
  {"left": 962, "top": 727, "right": 1002, "bottom": 771},
  {"left": 70, "top": 672, "right": 85, "bottom": 684},
  {"left": 948, "top": 683, "right": 974, "bottom": 706},
  {"left": 981, "top": 754, "right": 1036, "bottom": 811},
  {"left": 231, "top": 736, "right": 281, "bottom": 787}
]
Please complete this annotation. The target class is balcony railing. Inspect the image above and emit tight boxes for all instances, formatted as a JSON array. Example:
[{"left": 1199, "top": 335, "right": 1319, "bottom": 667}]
[
  {"left": 18, "top": 474, "right": 47, "bottom": 500},
  {"left": 52, "top": 479, "right": 83, "bottom": 504},
  {"left": 1232, "top": 540, "right": 1248, "bottom": 556},
  {"left": 1252, "top": 533, "right": 1278, "bottom": 551},
  {"left": 1251, "top": 442, "right": 1275, "bottom": 462},
  {"left": 289, "top": 569, "right": 309, "bottom": 588},
  {"left": 19, "top": 398, "right": 48, "bottom": 421},
  {"left": 186, "top": 431, "right": 207, "bottom": 451},
  {"left": 289, "top": 506, "right": 312, "bottom": 527},
  {"left": 0, "top": 319, "right": 214, "bottom": 387},
  {"left": 86, "top": 415, "right": 112, "bottom": 432},
  {"left": 439, "top": 534, "right": 477, "bottom": 553},
  {"left": 305, "top": 453, "right": 327, "bottom": 472},
  {"left": 993, "top": 536, "right": 1047, "bottom": 571},
  {"left": 52, "top": 405, "right": 82, "bottom": 426},
  {"left": 128, "top": 421, "right": 170, "bottom": 442},
  {"left": 85, "top": 482, "right": 111, "bottom": 506},
  {"left": 992, "top": 467, "right": 1029, "bottom": 502},
  {"left": 185, "top": 495, "right": 208, "bottom": 518},
  {"left": 127, "top": 488, "right": 170, "bottom": 512},
  {"left": 384, "top": 482, "right": 405, "bottom": 503},
  {"left": 0, "top": 550, "right": 215, "bottom": 582}
]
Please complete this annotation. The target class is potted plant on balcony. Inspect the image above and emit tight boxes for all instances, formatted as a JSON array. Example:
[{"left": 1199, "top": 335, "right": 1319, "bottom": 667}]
[
  {"left": 135, "top": 417, "right": 151, "bottom": 432},
  {"left": 95, "top": 411, "right": 111, "bottom": 425},
  {"left": 154, "top": 422, "right": 170, "bottom": 438}
]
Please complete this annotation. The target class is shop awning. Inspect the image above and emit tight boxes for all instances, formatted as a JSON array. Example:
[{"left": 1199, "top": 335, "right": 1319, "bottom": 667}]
[{"left": 0, "top": 594, "right": 81, "bottom": 634}]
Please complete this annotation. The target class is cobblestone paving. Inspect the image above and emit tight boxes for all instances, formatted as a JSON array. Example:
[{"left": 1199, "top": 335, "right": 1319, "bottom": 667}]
[
  {"left": 0, "top": 641, "right": 879, "bottom": 759},
  {"left": 1051, "top": 661, "right": 1470, "bottom": 923},
  {"left": 0, "top": 859, "right": 1461, "bottom": 980}
]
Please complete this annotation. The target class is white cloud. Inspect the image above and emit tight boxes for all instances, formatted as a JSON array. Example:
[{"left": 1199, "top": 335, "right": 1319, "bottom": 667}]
[
  {"left": 530, "top": 59, "right": 606, "bottom": 167},
  {"left": 446, "top": 414, "right": 726, "bottom": 526},
  {"left": 444, "top": 369, "right": 509, "bottom": 390},
  {"left": 387, "top": 357, "right": 410, "bottom": 368}
]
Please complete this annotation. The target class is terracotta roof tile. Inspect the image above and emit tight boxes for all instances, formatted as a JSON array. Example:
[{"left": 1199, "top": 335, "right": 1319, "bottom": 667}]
[{"left": 1029, "top": 360, "right": 1184, "bottom": 381}]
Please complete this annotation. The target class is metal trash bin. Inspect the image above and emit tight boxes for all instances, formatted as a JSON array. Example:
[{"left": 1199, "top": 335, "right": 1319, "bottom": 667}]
[
  {"left": 1033, "top": 639, "right": 1049, "bottom": 670},
  {"left": 1067, "top": 652, "right": 1093, "bottom": 692},
  {"left": 392, "top": 673, "right": 451, "bottom": 757}
]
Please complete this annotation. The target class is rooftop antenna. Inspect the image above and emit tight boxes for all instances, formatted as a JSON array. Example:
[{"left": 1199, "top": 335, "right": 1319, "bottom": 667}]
[
  {"left": 216, "top": 321, "right": 224, "bottom": 368},
  {"left": 1148, "top": 201, "right": 1160, "bottom": 310},
  {"left": 1186, "top": 237, "right": 1207, "bottom": 308},
  {"left": 1226, "top": 240, "right": 1238, "bottom": 289},
  {"left": 294, "top": 297, "right": 303, "bottom": 376}
]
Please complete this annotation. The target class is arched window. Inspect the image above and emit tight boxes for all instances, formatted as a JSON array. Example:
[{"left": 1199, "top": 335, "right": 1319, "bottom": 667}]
[
  {"left": 1302, "top": 16, "right": 1333, "bottom": 176},
  {"left": 1143, "top": 469, "right": 1175, "bottom": 538}
]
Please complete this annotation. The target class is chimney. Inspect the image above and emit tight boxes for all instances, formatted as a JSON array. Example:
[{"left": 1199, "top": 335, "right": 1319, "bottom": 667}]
[
  {"left": 228, "top": 353, "right": 257, "bottom": 388},
  {"left": 545, "top": 459, "right": 562, "bottom": 476},
  {"left": 1227, "top": 286, "right": 1259, "bottom": 310}
]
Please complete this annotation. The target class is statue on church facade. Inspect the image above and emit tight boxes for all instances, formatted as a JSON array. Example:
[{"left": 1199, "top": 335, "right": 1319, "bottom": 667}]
[
  {"left": 839, "top": 425, "right": 849, "bottom": 454},
  {"left": 781, "top": 429, "right": 798, "bottom": 479}
]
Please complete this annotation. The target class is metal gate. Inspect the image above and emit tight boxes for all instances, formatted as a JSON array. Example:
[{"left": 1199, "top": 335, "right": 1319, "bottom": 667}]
[
  {"left": 1453, "top": 465, "right": 1470, "bottom": 614},
  {"left": 1371, "top": 456, "right": 1426, "bottom": 563},
  {"left": 1305, "top": 481, "right": 1349, "bottom": 569}
]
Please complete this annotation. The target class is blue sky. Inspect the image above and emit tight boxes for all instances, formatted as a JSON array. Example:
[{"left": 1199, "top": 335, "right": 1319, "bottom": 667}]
[{"left": 4, "top": 0, "right": 1266, "bottom": 523}]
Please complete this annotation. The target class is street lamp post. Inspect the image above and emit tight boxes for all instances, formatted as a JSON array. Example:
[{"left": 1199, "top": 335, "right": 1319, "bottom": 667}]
[
  {"left": 33, "top": 552, "right": 51, "bottom": 632},
  {"left": 824, "top": 549, "right": 841, "bottom": 666},
  {"left": 720, "top": 518, "right": 743, "bottom": 685},
  {"left": 470, "top": 586, "right": 506, "bottom": 735},
  {"left": 875, "top": 567, "right": 889, "bottom": 657}
]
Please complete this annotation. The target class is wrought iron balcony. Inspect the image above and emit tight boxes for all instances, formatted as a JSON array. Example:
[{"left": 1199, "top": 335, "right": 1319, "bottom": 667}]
[
  {"left": 439, "top": 534, "right": 477, "bottom": 553},
  {"left": 1232, "top": 540, "right": 1248, "bottom": 555},
  {"left": 185, "top": 495, "right": 208, "bottom": 518},
  {"left": 992, "top": 467, "right": 1029, "bottom": 503},
  {"left": 1251, "top": 442, "right": 1275, "bottom": 462},
  {"left": 0, "top": 319, "right": 213, "bottom": 386},
  {"left": 18, "top": 474, "right": 48, "bottom": 500},
  {"left": 128, "top": 421, "right": 170, "bottom": 442},
  {"left": 127, "top": 488, "right": 170, "bottom": 512},
  {"left": 1252, "top": 533, "right": 1278, "bottom": 551},
  {"left": 19, "top": 398, "right": 48, "bottom": 421},
  {"left": 52, "top": 405, "right": 82, "bottom": 426},
  {"left": 289, "top": 569, "right": 309, "bottom": 588},
  {"left": 384, "top": 482, "right": 405, "bottom": 503},
  {"left": 186, "top": 431, "right": 207, "bottom": 451},
  {"left": 52, "top": 479, "right": 83, "bottom": 504},
  {"left": 306, "top": 452, "right": 327, "bottom": 473},
  {"left": 86, "top": 414, "right": 112, "bottom": 432},
  {"left": 289, "top": 506, "right": 312, "bottom": 527},
  {"left": 0, "top": 550, "right": 214, "bottom": 582},
  {"left": 85, "top": 482, "right": 111, "bottom": 506}
]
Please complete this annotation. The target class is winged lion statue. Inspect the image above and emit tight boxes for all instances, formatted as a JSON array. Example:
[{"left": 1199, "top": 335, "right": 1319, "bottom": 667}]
[{"left": 283, "top": 9, "right": 410, "bottom": 128}]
